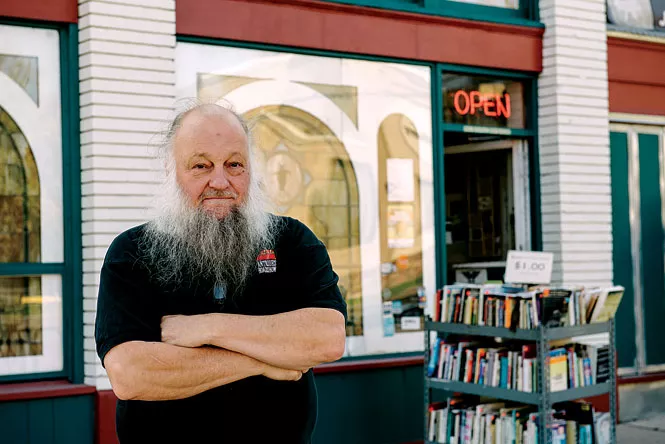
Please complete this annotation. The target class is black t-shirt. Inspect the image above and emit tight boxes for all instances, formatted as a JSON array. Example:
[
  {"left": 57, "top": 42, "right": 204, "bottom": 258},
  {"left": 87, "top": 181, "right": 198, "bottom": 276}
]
[{"left": 95, "top": 216, "right": 347, "bottom": 444}]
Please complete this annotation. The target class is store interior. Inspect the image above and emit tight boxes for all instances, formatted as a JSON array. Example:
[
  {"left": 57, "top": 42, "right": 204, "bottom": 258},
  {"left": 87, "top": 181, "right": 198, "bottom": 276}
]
[{"left": 444, "top": 132, "right": 530, "bottom": 285}]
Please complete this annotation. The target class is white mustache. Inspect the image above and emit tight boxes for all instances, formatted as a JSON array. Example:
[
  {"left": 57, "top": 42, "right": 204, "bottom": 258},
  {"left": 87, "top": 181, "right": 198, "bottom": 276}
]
[{"left": 199, "top": 190, "right": 238, "bottom": 201}]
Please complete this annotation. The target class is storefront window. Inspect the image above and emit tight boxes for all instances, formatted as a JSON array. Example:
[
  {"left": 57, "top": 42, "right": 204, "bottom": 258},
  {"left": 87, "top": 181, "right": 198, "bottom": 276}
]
[
  {"left": 449, "top": 0, "right": 519, "bottom": 9},
  {"left": 378, "top": 115, "right": 426, "bottom": 335},
  {"left": 177, "top": 43, "right": 435, "bottom": 356},
  {"left": 244, "top": 105, "right": 364, "bottom": 337},
  {"left": 607, "top": 0, "right": 665, "bottom": 32},
  {"left": 442, "top": 72, "right": 532, "bottom": 286},
  {"left": 0, "top": 24, "right": 64, "bottom": 377}
]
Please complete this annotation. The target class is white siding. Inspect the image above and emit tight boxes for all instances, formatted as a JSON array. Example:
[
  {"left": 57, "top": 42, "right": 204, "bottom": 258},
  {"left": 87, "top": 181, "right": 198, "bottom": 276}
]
[
  {"left": 79, "top": 0, "right": 176, "bottom": 389},
  {"left": 539, "top": 0, "right": 612, "bottom": 287}
]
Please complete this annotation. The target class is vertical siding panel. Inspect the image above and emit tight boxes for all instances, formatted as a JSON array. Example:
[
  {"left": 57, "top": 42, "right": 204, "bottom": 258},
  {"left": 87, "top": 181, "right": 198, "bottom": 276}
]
[
  {"left": 27, "top": 399, "right": 55, "bottom": 444},
  {"left": 78, "top": 0, "right": 176, "bottom": 389},
  {"left": 0, "top": 401, "right": 29, "bottom": 443},
  {"left": 539, "top": 0, "right": 612, "bottom": 286},
  {"left": 54, "top": 396, "right": 96, "bottom": 444}
]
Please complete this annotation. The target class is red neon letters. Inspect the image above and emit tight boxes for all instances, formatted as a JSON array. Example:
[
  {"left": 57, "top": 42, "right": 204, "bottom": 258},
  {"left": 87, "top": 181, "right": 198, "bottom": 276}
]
[{"left": 453, "top": 90, "right": 511, "bottom": 118}]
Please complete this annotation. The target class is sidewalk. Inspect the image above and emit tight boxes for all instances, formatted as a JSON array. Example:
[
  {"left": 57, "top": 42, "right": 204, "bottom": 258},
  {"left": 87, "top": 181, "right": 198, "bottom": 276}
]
[{"left": 617, "top": 414, "right": 665, "bottom": 443}]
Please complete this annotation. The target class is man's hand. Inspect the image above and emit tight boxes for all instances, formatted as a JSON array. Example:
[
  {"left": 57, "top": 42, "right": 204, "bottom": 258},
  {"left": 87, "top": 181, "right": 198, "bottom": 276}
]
[
  {"left": 261, "top": 364, "right": 306, "bottom": 382},
  {"left": 161, "top": 315, "right": 207, "bottom": 348}
]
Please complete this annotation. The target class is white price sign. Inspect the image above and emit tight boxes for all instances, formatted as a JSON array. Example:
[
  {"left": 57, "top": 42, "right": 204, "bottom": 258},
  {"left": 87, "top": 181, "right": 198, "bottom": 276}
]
[{"left": 504, "top": 250, "right": 554, "bottom": 284}]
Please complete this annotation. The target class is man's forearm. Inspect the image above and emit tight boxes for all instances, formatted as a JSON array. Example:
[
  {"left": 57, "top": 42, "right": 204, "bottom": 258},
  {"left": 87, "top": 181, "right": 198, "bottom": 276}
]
[
  {"left": 201, "top": 308, "right": 346, "bottom": 370},
  {"left": 104, "top": 341, "right": 262, "bottom": 401}
]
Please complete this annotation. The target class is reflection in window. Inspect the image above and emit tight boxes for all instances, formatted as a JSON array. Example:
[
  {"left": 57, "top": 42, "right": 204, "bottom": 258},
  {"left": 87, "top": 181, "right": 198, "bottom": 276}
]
[
  {"left": 0, "top": 54, "right": 39, "bottom": 105},
  {"left": 0, "top": 107, "right": 42, "bottom": 357},
  {"left": 244, "top": 105, "right": 364, "bottom": 337},
  {"left": 449, "top": 0, "right": 518, "bottom": 9},
  {"left": 378, "top": 114, "right": 425, "bottom": 333},
  {"left": 0, "top": 276, "right": 42, "bottom": 357}
]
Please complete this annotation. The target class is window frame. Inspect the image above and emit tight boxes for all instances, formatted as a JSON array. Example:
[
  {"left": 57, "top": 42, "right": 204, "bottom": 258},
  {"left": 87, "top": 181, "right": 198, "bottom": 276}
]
[
  {"left": 0, "top": 19, "right": 82, "bottom": 384},
  {"left": 319, "top": 0, "right": 540, "bottom": 27},
  {"left": 177, "top": 36, "right": 437, "bottom": 357},
  {"left": 436, "top": 63, "right": 542, "bottom": 287}
]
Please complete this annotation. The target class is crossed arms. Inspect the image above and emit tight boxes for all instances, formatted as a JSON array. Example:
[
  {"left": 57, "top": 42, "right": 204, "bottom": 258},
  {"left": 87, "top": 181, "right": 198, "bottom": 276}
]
[{"left": 104, "top": 308, "right": 346, "bottom": 401}]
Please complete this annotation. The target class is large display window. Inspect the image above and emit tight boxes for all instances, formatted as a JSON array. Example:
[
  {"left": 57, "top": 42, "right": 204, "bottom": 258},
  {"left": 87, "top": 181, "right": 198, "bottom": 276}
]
[
  {"left": 607, "top": 0, "right": 665, "bottom": 32},
  {"left": 176, "top": 42, "right": 436, "bottom": 356},
  {"left": 0, "top": 24, "right": 65, "bottom": 377}
]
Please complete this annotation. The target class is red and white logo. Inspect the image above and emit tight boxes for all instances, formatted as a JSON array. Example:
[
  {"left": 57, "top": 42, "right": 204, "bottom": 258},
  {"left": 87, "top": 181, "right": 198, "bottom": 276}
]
[{"left": 257, "top": 249, "right": 277, "bottom": 274}]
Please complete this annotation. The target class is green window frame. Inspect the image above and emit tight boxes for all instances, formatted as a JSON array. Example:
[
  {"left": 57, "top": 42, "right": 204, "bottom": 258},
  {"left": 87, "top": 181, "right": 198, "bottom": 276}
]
[
  {"left": 0, "top": 19, "right": 81, "bottom": 384},
  {"left": 320, "top": 0, "right": 540, "bottom": 27},
  {"left": 435, "top": 63, "right": 541, "bottom": 287}
]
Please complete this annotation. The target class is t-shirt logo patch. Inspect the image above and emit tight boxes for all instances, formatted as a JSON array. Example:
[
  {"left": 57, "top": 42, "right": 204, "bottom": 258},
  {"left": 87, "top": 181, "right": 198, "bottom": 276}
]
[{"left": 257, "top": 249, "right": 277, "bottom": 274}]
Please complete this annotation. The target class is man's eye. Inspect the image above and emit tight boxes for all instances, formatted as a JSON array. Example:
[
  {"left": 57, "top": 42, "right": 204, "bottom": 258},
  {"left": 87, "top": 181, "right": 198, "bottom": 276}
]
[
  {"left": 229, "top": 162, "right": 243, "bottom": 168},
  {"left": 193, "top": 164, "right": 207, "bottom": 169}
]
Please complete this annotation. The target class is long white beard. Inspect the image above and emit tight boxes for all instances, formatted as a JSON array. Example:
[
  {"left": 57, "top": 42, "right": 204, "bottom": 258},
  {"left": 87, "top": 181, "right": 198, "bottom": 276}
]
[{"left": 140, "top": 167, "right": 279, "bottom": 293}]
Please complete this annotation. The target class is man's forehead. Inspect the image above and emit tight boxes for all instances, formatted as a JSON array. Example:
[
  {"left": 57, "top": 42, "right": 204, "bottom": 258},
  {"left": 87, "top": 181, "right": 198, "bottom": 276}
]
[
  {"left": 189, "top": 150, "right": 246, "bottom": 159},
  {"left": 178, "top": 108, "right": 246, "bottom": 137},
  {"left": 173, "top": 108, "right": 249, "bottom": 156}
]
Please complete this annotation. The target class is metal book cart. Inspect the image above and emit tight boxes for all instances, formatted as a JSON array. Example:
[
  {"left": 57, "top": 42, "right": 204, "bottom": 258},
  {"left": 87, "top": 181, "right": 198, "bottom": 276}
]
[{"left": 424, "top": 318, "right": 617, "bottom": 444}]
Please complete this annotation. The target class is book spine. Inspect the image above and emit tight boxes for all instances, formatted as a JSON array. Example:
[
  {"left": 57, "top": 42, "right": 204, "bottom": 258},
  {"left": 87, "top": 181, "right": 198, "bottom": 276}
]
[{"left": 428, "top": 339, "right": 441, "bottom": 377}]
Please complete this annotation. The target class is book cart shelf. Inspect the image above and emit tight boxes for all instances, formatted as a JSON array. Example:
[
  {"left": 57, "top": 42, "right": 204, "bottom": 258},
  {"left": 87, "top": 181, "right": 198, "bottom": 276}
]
[{"left": 423, "top": 318, "right": 617, "bottom": 444}]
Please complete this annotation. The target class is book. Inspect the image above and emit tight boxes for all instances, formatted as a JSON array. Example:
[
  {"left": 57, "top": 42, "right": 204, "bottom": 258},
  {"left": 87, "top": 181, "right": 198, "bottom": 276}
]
[
  {"left": 433, "top": 283, "right": 623, "bottom": 330},
  {"left": 549, "top": 348, "right": 568, "bottom": 392},
  {"left": 428, "top": 338, "right": 441, "bottom": 377},
  {"left": 433, "top": 398, "right": 601, "bottom": 444},
  {"left": 589, "top": 286, "right": 625, "bottom": 323}
]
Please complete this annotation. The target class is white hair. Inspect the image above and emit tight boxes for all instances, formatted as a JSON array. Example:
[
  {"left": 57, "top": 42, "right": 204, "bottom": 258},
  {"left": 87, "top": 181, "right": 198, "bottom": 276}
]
[{"left": 140, "top": 100, "right": 280, "bottom": 292}]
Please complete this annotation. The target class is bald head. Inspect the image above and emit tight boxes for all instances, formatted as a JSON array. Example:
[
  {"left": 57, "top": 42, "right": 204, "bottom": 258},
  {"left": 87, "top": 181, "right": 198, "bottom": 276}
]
[{"left": 170, "top": 103, "right": 252, "bottom": 220}]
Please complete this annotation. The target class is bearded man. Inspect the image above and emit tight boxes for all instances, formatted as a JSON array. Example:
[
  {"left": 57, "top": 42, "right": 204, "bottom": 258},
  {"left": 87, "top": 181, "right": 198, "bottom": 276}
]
[{"left": 94, "top": 103, "right": 347, "bottom": 444}]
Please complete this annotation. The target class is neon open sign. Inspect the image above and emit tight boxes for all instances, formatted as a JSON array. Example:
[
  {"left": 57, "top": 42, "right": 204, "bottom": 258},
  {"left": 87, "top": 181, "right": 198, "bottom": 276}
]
[{"left": 452, "top": 90, "right": 512, "bottom": 119}]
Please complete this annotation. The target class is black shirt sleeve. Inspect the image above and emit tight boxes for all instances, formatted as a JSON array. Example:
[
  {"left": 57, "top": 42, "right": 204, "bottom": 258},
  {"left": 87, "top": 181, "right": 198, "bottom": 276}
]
[
  {"left": 95, "top": 227, "right": 161, "bottom": 367},
  {"left": 284, "top": 218, "right": 348, "bottom": 321}
]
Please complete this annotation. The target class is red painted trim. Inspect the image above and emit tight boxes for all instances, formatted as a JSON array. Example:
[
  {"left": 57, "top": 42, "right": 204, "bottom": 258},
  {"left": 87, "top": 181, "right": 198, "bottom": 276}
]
[
  {"left": 608, "top": 36, "right": 665, "bottom": 116},
  {"left": 0, "top": 380, "right": 96, "bottom": 402},
  {"left": 176, "top": 0, "right": 543, "bottom": 72},
  {"left": 314, "top": 356, "right": 424, "bottom": 374},
  {"left": 619, "top": 371, "right": 665, "bottom": 385},
  {"left": 0, "top": 0, "right": 77, "bottom": 24},
  {"left": 96, "top": 390, "right": 119, "bottom": 444}
]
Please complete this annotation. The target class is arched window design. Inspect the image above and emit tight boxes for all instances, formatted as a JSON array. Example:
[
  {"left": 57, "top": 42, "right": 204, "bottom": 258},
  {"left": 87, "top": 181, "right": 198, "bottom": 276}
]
[
  {"left": 378, "top": 114, "right": 424, "bottom": 333},
  {"left": 244, "top": 105, "right": 363, "bottom": 336},
  {"left": 180, "top": 42, "right": 435, "bottom": 355},
  {"left": 0, "top": 106, "right": 40, "bottom": 262},
  {"left": 0, "top": 25, "right": 66, "bottom": 377},
  {"left": 0, "top": 106, "right": 42, "bottom": 357}
]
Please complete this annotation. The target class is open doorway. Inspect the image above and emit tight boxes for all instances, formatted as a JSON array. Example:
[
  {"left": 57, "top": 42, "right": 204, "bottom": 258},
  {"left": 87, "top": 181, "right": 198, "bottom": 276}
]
[{"left": 444, "top": 133, "right": 531, "bottom": 285}]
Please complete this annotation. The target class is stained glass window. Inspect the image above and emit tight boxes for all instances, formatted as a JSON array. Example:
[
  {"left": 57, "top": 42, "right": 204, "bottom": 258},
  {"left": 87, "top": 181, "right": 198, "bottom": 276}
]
[{"left": 0, "top": 24, "right": 64, "bottom": 377}]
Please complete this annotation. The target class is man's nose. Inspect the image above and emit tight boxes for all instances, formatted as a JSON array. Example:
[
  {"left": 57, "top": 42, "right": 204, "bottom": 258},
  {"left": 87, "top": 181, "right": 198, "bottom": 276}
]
[{"left": 208, "top": 167, "right": 231, "bottom": 189}]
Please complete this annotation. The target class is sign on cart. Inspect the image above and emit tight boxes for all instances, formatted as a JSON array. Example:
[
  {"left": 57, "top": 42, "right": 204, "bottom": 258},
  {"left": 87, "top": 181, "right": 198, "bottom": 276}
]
[{"left": 504, "top": 250, "right": 554, "bottom": 284}]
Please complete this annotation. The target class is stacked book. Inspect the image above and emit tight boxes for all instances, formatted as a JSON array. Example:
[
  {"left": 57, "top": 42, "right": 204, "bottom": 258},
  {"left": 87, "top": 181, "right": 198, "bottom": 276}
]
[
  {"left": 428, "top": 340, "right": 610, "bottom": 393},
  {"left": 428, "top": 398, "right": 608, "bottom": 444},
  {"left": 548, "top": 342, "right": 610, "bottom": 392},
  {"left": 433, "top": 284, "right": 625, "bottom": 329},
  {"left": 427, "top": 340, "right": 538, "bottom": 393}
]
